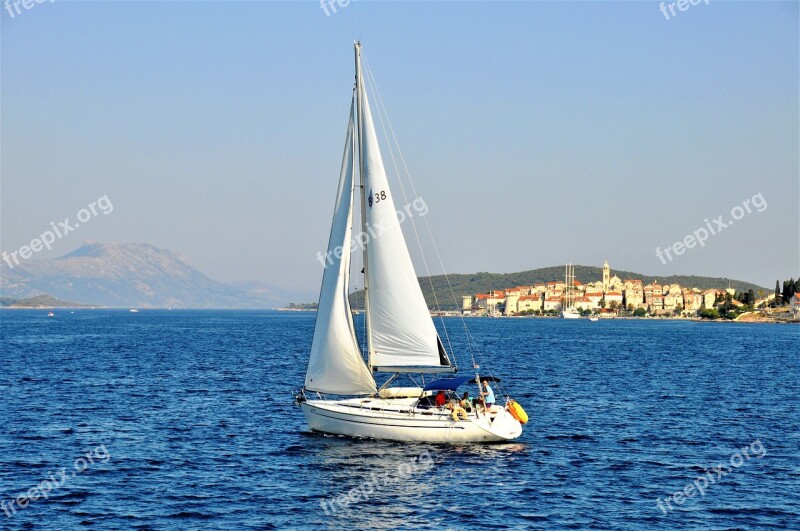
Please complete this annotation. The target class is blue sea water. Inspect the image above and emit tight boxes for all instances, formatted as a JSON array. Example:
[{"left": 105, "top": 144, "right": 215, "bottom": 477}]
[{"left": 1, "top": 309, "right": 798, "bottom": 530}]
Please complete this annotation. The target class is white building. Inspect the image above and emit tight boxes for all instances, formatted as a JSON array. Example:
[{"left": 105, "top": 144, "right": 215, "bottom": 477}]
[{"left": 791, "top": 293, "right": 800, "bottom": 320}]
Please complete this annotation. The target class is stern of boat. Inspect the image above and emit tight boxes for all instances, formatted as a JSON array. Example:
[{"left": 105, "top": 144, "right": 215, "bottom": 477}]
[{"left": 482, "top": 407, "right": 523, "bottom": 441}]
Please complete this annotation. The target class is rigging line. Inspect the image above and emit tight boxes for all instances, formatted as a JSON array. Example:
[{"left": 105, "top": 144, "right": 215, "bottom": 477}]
[
  {"left": 362, "top": 57, "right": 483, "bottom": 369},
  {"left": 362, "top": 56, "right": 456, "bottom": 364}
]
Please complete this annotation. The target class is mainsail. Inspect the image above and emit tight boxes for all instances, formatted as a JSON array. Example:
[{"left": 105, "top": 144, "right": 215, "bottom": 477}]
[
  {"left": 356, "top": 48, "right": 452, "bottom": 372},
  {"left": 305, "top": 98, "right": 377, "bottom": 395}
]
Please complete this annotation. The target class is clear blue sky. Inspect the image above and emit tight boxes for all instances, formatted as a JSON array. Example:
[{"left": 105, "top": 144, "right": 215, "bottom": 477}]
[{"left": 2, "top": 1, "right": 798, "bottom": 292}]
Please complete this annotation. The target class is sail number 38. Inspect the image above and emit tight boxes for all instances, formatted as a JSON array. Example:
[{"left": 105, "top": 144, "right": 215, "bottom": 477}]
[{"left": 368, "top": 190, "right": 387, "bottom": 208}]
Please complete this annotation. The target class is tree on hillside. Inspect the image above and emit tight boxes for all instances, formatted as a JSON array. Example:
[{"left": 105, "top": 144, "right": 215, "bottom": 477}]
[
  {"left": 795, "top": 280, "right": 800, "bottom": 299},
  {"left": 720, "top": 292, "right": 733, "bottom": 316},
  {"left": 782, "top": 278, "right": 796, "bottom": 304},
  {"left": 775, "top": 280, "right": 781, "bottom": 304}
]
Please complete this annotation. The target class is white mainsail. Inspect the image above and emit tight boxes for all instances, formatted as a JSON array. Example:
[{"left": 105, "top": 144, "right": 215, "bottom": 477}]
[
  {"left": 357, "top": 65, "right": 451, "bottom": 371},
  {"left": 305, "top": 99, "right": 377, "bottom": 395}
]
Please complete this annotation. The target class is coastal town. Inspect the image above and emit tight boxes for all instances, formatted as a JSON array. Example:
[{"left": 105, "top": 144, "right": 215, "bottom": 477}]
[{"left": 461, "top": 261, "right": 800, "bottom": 321}]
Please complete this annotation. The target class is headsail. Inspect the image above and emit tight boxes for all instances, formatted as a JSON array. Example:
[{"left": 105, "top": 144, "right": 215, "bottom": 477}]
[
  {"left": 356, "top": 46, "right": 452, "bottom": 372},
  {"left": 305, "top": 98, "right": 377, "bottom": 395}
]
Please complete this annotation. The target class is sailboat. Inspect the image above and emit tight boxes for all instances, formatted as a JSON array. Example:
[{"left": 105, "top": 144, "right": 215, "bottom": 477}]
[
  {"left": 561, "top": 263, "right": 581, "bottom": 319},
  {"left": 296, "top": 43, "right": 524, "bottom": 443}
]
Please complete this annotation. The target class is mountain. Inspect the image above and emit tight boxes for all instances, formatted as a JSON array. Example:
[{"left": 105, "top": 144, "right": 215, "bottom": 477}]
[
  {"left": 350, "top": 265, "right": 770, "bottom": 310},
  {"left": 0, "top": 242, "right": 310, "bottom": 309},
  {"left": 0, "top": 294, "right": 93, "bottom": 308}
]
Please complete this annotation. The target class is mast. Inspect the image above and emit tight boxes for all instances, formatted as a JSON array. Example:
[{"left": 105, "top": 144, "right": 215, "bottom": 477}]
[{"left": 354, "top": 41, "right": 374, "bottom": 368}]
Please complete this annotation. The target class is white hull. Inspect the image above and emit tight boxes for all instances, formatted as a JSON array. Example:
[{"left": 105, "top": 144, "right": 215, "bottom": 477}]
[
  {"left": 301, "top": 397, "right": 523, "bottom": 443},
  {"left": 561, "top": 309, "right": 581, "bottom": 319}
]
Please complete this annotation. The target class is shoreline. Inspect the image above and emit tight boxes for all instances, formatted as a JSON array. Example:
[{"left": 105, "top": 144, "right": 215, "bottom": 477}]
[{"left": 447, "top": 314, "right": 797, "bottom": 324}]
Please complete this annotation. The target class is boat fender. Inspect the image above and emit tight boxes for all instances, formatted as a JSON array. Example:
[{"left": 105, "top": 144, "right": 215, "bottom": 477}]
[{"left": 507, "top": 399, "right": 528, "bottom": 424}]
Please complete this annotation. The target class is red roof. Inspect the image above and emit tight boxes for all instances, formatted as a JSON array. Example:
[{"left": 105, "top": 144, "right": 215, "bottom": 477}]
[{"left": 519, "top": 295, "right": 540, "bottom": 301}]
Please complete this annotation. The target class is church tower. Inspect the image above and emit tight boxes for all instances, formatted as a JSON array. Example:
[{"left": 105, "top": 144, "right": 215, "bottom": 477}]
[{"left": 602, "top": 260, "right": 610, "bottom": 293}]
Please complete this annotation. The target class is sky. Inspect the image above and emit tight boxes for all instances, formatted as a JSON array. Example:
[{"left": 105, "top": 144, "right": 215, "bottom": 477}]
[{"left": 1, "top": 0, "right": 798, "bottom": 293}]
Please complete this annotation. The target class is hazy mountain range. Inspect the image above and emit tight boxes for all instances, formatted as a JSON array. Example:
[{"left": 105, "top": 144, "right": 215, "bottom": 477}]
[{"left": 0, "top": 242, "right": 313, "bottom": 309}]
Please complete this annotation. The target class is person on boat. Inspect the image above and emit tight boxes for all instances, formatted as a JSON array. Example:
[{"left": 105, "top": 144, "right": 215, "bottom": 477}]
[
  {"left": 460, "top": 391, "right": 472, "bottom": 412},
  {"left": 473, "top": 395, "right": 485, "bottom": 414},
  {"left": 481, "top": 380, "right": 495, "bottom": 411},
  {"left": 434, "top": 390, "right": 446, "bottom": 407},
  {"left": 446, "top": 399, "right": 468, "bottom": 422}
]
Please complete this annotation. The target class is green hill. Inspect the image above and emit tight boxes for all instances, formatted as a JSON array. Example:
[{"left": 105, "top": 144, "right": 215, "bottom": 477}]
[
  {"left": 0, "top": 294, "right": 94, "bottom": 308},
  {"left": 350, "top": 265, "right": 769, "bottom": 310}
]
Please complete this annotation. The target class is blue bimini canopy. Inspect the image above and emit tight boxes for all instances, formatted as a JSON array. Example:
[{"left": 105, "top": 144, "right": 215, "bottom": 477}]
[
  {"left": 423, "top": 376, "right": 476, "bottom": 392},
  {"left": 422, "top": 375, "right": 502, "bottom": 392}
]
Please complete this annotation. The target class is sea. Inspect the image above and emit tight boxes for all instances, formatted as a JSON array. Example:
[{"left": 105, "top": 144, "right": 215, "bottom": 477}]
[{"left": 1, "top": 309, "right": 798, "bottom": 530}]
